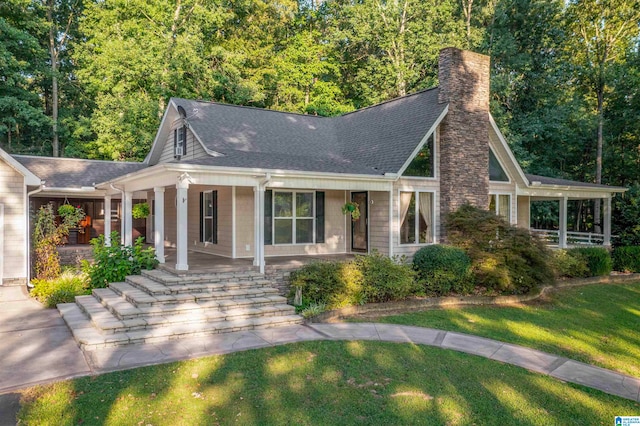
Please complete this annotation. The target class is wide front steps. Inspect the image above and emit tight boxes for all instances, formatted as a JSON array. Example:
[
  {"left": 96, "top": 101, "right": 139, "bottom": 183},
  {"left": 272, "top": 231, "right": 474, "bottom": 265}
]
[{"left": 59, "top": 269, "right": 302, "bottom": 350}]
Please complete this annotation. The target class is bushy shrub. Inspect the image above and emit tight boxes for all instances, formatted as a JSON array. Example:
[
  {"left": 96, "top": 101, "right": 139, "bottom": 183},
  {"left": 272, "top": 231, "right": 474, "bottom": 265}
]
[
  {"left": 612, "top": 246, "right": 640, "bottom": 273},
  {"left": 31, "top": 270, "right": 91, "bottom": 308},
  {"left": 413, "top": 245, "right": 474, "bottom": 295},
  {"left": 83, "top": 232, "right": 158, "bottom": 288},
  {"left": 567, "top": 247, "right": 612, "bottom": 276},
  {"left": 552, "top": 249, "right": 590, "bottom": 278},
  {"left": 446, "top": 204, "right": 555, "bottom": 294},
  {"left": 289, "top": 253, "right": 417, "bottom": 310},
  {"left": 356, "top": 252, "right": 418, "bottom": 302},
  {"left": 32, "top": 205, "right": 62, "bottom": 281}
]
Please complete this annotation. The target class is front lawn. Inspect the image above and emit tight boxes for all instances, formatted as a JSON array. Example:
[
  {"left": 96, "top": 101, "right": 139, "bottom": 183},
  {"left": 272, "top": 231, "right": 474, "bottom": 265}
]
[
  {"left": 375, "top": 282, "right": 640, "bottom": 377},
  {"left": 18, "top": 341, "right": 638, "bottom": 425}
]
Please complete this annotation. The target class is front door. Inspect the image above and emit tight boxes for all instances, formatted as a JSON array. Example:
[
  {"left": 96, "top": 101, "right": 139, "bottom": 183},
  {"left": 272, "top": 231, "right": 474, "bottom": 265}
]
[{"left": 351, "top": 192, "right": 368, "bottom": 252}]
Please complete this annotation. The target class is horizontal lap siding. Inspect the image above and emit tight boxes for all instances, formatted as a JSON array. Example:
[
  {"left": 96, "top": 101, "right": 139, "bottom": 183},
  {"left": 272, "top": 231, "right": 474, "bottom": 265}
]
[
  {"left": 265, "top": 189, "right": 346, "bottom": 256},
  {"left": 158, "top": 129, "right": 208, "bottom": 164},
  {"left": 235, "top": 187, "right": 254, "bottom": 258},
  {"left": 368, "top": 191, "right": 389, "bottom": 255},
  {"left": 392, "top": 179, "right": 439, "bottom": 260},
  {"left": 517, "top": 196, "right": 530, "bottom": 228},
  {"left": 0, "top": 161, "right": 26, "bottom": 281},
  {"left": 489, "top": 181, "right": 517, "bottom": 225}
]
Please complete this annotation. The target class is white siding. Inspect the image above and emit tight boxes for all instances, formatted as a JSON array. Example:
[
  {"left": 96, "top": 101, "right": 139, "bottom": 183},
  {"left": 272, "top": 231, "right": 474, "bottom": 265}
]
[
  {"left": 368, "top": 191, "right": 389, "bottom": 255},
  {"left": 235, "top": 186, "right": 255, "bottom": 257},
  {"left": 0, "top": 160, "right": 27, "bottom": 282},
  {"left": 517, "top": 195, "right": 530, "bottom": 228}
]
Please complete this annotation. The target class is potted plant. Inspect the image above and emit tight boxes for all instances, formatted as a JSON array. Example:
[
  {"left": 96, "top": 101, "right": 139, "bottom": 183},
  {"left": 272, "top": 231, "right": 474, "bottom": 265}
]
[
  {"left": 132, "top": 202, "right": 150, "bottom": 219},
  {"left": 341, "top": 201, "right": 361, "bottom": 221},
  {"left": 57, "top": 204, "right": 85, "bottom": 228}
]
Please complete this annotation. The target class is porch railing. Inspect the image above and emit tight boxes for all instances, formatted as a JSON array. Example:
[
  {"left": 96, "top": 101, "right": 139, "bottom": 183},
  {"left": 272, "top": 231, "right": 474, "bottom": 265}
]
[{"left": 530, "top": 229, "right": 605, "bottom": 246}]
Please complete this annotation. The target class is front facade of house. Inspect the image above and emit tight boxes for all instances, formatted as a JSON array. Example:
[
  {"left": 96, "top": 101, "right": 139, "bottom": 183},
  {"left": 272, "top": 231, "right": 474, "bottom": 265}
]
[{"left": 0, "top": 48, "right": 626, "bottom": 284}]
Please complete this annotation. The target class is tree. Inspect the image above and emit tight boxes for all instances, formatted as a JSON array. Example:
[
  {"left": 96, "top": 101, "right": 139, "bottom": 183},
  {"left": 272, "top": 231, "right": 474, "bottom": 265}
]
[{"left": 565, "top": 0, "right": 640, "bottom": 232}]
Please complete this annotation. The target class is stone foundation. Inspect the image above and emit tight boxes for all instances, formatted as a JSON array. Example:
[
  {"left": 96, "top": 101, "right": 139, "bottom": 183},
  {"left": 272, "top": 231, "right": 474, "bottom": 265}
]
[{"left": 58, "top": 246, "right": 94, "bottom": 267}]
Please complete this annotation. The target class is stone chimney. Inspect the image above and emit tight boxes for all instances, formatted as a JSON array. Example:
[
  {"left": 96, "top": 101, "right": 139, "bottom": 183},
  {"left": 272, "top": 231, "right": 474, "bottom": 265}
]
[{"left": 438, "top": 47, "right": 491, "bottom": 223}]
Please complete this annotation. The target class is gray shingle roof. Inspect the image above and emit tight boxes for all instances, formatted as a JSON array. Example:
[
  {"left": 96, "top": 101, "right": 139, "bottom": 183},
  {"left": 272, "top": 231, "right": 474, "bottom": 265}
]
[
  {"left": 525, "top": 174, "right": 626, "bottom": 191},
  {"left": 172, "top": 88, "right": 446, "bottom": 175},
  {"left": 12, "top": 155, "right": 145, "bottom": 189}
]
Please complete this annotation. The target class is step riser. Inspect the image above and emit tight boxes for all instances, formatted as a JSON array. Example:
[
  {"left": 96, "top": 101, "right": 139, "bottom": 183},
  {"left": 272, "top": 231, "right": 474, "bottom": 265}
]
[
  {"left": 126, "top": 278, "right": 271, "bottom": 296},
  {"left": 109, "top": 288, "right": 281, "bottom": 308},
  {"left": 91, "top": 309, "right": 298, "bottom": 334},
  {"left": 144, "top": 270, "right": 264, "bottom": 285},
  {"left": 76, "top": 318, "right": 304, "bottom": 350}
]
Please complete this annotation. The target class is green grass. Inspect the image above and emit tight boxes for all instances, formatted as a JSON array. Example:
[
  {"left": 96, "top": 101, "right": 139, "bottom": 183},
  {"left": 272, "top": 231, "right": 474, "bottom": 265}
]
[
  {"left": 18, "top": 341, "right": 639, "bottom": 425},
  {"left": 375, "top": 282, "right": 640, "bottom": 377}
]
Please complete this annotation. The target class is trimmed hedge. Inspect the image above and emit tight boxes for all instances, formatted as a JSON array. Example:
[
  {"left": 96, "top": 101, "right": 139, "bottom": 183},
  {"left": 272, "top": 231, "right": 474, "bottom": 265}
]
[
  {"left": 612, "top": 246, "right": 640, "bottom": 273},
  {"left": 567, "top": 247, "right": 612, "bottom": 277},
  {"left": 289, "top": 252, "right": 417, "bottom": 310},
  {"left": 413, "top": 245, "right": 474, "bottom": 295}
]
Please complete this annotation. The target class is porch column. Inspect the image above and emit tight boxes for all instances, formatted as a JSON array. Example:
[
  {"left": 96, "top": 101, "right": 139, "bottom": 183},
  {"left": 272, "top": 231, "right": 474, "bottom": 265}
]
[
  {"left": 104, "top": 195, "right": 111, "bottom": 246},
  {"left": 123, "top": 191, "right": 133, "bottom": 246},
  {"left": 154, "top": 187, "right": 165, "bottom": 263},
  {"left": 603, "top": 195, "right": 612, "bottom": 247},
  {"left": 175, "top": 174, "right": 190, "bottom": 271},
  {"left": 253, "top": 186, "right": 265, "bottom": 273},
  {"left": 559, "top": 196, "right": 568, "bottom": 249}
]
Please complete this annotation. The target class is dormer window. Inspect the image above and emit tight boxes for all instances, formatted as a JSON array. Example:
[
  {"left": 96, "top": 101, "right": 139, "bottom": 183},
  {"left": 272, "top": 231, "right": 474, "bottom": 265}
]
[{"left": 174, "top": 125, "right": 186, "bottom": 159}]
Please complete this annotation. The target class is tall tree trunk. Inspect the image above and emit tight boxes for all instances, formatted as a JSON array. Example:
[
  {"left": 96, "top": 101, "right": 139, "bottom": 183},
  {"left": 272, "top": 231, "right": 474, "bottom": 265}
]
[
  {"left": 461, "top": 0, "right": 473, "bottom": 48},
  {"left": 47, "top": 0, "right": 59, "bottom": 157},
  {"left": 593, "top": 86, "right": 604, "bottom": 233}
]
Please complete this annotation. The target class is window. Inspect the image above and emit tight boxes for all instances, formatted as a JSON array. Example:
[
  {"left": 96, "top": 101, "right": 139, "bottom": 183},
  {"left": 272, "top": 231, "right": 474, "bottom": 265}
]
[
  {"left": 200, "top": 191, "right": 217, "bottom": 243},
  {"left": 400, "top": 191, "right": 434, "bottom": 244},
  {"left": 489, "top": 149, "right": 509, "bottom": 182},
  {"left": 174, "top": 126, "right": 186, "bottom": 158},
  {"left": 489, "top": 193, "right": 511, "bottom": 222},
  {"left": 273, "top": 191, "right": 314, "bottom": 244},
  {"left": 403, "top": 133, "right": 435, "bottom": 177}
]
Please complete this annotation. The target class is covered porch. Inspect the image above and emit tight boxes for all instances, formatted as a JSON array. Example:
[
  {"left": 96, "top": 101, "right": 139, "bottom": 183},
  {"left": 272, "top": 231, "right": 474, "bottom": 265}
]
[
  {"left": 97, "top": 164, "right": 394, "bottom": 273},
  {"left": 518, "top": 177, "right": 626, "bottom": 248}
]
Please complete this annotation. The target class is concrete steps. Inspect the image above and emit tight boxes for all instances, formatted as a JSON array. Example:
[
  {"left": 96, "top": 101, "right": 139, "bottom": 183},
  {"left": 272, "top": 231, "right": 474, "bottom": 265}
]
[{"left": 59, "top": 268, "right": 302, "bottom": 350}]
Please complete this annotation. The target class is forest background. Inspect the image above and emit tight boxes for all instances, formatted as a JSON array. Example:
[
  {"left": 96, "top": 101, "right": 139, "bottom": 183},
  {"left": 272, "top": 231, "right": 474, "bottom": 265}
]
[{"left": 1, "top": 0, "right": 639, "bottom": 243}]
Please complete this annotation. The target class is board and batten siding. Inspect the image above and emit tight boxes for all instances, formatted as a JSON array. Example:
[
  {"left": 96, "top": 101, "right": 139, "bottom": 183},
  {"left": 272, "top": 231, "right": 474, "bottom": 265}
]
[
  {"left": 368, "top": 191, "right": 389, "bottom": 255},
  {"left": 392, "top": 178, "right": 439, "bottom": 259},
  {"left": 0, "top": 160, "right": 27, "bottom": 283},
  {"left": 157, "top": 128, "right": 209, "bottom": 164},
  {"left": 265, "top": 189, "right": 346, "bottom": 256}
]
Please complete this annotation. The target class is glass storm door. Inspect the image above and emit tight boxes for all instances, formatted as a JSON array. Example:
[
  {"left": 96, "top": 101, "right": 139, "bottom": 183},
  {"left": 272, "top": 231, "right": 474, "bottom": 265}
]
[{"left": 351, "top": 192, "right": 368, "bottom": 252}]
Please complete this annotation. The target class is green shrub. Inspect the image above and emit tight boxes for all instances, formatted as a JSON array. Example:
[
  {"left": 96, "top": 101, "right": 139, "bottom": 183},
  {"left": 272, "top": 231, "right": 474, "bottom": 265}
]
[
  {"left": 446, "top": 204, "right": 555, "bottom": 294},
  {"left": 289, "top": 253, "right": 417, "bottom": 309},
  {"left": 413, "top": 245, "right": 474, "bottom": 295},
  {"left": 31, "top": 270, "right": 91, "bottom": 308},
  {"left": 567, "top": 247, "right": 612, "bottom": 277},
  {"left": 356, "top": 252, "right": 418, "bottom": 302},
  {"left": 612, "top": 246, "right": 640, "bottom": 272},
  {"left": 552, "top": 249, "right": 590, "bottom": 278},
  {"left": 83, "top": 232, "right": 158, "bottom": 288}
]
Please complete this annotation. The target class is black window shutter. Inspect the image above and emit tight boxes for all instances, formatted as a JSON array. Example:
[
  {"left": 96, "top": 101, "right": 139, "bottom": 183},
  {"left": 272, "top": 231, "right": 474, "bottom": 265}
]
[
  {"left": 199, "top": 192, "right": 204, "bottom": 242},
  {"left": 264, "top": 190, "right": 272, "bottom": 245},
  {"left": 173, "top": 129, "right": 178, "bottom": 158},
  {"left": 212, "top": 191, "right": 218, "bottom": 244},
  {"left": 182, "top": 125, "right": 187, "bottom": 156},
  {"left": 316, "top": 191, "right": 325, "bottom": 243}
]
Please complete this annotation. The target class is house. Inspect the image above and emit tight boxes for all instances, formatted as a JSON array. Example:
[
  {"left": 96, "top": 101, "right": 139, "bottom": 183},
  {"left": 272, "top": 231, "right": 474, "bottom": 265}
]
[{"left": 0, "top": 48, "right": 626, "bottom": 285}]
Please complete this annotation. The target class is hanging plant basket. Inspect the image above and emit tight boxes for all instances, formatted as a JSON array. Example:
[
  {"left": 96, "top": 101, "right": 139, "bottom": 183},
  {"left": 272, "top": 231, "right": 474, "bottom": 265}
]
[
  {"left": 132, "top": 202, "right": 150, "bottom": 219},
  {"left": 341, "top": 201, "right": 361, "bottom": 221}
]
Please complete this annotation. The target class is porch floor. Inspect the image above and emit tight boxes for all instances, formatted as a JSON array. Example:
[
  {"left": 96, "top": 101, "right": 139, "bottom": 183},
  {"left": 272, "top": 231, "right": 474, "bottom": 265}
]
[{"left": 160, "top": 249, "right": 356, "bottom": 274}]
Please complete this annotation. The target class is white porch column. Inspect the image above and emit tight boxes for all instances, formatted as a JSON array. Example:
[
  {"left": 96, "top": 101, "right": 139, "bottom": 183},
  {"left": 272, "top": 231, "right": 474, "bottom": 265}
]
[
  {"left": 559, "top": 197, "right": 568, "bottom": 249},
  {"left": 154, "top": 187, "right": 165, "bottom": 263},
  {"left": 104, "top": 195, "right": 111, "bottom": 246},
  {"left": 123, "top": 191, "right": 133, "bottom": 246},
  {"left": 603, "top": 195, "right": 612, "bottom": 247},
  {"left": 176, "top": 175, "right": 190, "bottom": 271},
  {"left": 253, "top": 186, "right": 265, "bottom": 272}
]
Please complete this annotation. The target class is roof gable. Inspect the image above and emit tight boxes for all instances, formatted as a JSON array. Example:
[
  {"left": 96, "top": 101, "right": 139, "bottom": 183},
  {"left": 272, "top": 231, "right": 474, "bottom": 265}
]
[{"left": 0, "top": 148, "right": 40, "bottom": 186}]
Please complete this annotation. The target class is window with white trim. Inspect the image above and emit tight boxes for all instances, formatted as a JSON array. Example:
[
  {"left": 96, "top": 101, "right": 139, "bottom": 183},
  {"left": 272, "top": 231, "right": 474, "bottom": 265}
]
[
  {"left": 489, "top": 193, "right": 511, "bottom": 222},
  {"left": 273, "top": 191, "right": 314, "bottom": 244},
  {"left": 201, "top": 191, "right": 217, "bottom": 243},
  {"left": 400, "top": 191, "right": 434, "bottom": 244}
]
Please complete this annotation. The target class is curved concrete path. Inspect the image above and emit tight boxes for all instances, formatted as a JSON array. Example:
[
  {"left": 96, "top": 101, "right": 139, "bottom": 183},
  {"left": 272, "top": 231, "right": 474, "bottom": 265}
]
[{"left": 1, "top": 284, "right": 639, "bottom": 423}]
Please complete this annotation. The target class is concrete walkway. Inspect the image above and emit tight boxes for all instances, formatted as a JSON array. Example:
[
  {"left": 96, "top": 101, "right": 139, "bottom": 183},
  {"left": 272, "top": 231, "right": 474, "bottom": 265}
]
[{"left": 1, "top": 285, "right": 639, "bottom": 423}]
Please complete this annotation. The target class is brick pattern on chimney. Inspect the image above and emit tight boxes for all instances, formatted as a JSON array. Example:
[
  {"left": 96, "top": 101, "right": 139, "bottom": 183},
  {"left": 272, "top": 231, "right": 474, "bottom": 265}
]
[{"left": 438, "top": 48, "right": 491, "bottom": 223}]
